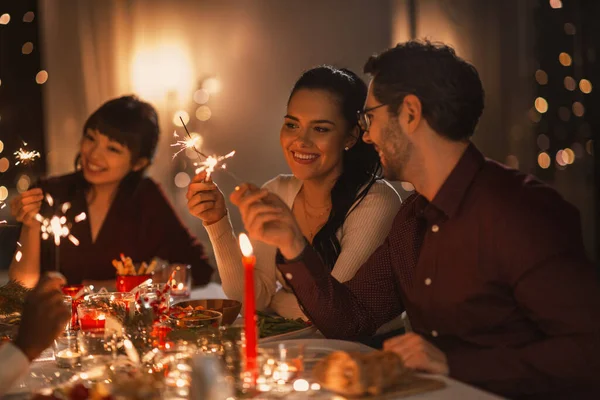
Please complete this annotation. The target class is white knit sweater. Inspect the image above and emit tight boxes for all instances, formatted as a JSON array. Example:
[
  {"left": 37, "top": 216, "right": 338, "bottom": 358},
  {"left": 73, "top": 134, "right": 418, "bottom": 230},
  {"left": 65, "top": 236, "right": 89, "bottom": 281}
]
[{"left": 205, "top": 174, "right": 402, "bottom": 322}]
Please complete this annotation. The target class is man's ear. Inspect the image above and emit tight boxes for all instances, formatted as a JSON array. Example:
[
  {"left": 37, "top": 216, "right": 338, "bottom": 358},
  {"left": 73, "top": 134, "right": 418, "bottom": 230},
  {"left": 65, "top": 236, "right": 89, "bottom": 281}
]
[
  {"left": 401, "top": 94, "right": 422, "bottom": 134},
  {"left": 132, "top": 157, "right": 150, "bottom": 172}
]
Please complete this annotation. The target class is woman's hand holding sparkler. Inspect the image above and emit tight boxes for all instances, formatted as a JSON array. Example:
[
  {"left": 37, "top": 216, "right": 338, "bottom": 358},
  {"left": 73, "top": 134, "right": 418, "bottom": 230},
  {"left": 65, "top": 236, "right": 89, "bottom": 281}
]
[
  {"left": 230, "top": 184, "right": 307, "bottom": 260},
  {"left": 187, "top": 171, "right": 228, "bottom": 225},
  {"left": 10, "top": 188, "right": 43, "bottom": 228}
]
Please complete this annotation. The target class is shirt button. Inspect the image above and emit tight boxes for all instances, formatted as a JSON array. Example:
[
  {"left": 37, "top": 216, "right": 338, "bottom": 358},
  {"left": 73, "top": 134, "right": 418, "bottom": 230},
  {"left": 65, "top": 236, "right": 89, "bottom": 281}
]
[
  {"left": 431, "top": 224, "right": 440, "bottom": 233},
  {"left": 431, "top": 330, "right": 439, "bottom": 337},
  {"left": 285, "top": 273, "right": 293, "bottom": 280},
  {"left": 425, "top": 278, "right": 432, "bottom": 286}
]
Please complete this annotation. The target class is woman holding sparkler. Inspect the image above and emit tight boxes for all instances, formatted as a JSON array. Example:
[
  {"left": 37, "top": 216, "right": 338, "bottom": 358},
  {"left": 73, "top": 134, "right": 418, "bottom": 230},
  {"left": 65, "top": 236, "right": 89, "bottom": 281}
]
[
  {"left": 187, "top": 66, "right": 401, "bottom": 326},
  {"left": 9, "top": 96, "right": 213, "bottom": 288}
]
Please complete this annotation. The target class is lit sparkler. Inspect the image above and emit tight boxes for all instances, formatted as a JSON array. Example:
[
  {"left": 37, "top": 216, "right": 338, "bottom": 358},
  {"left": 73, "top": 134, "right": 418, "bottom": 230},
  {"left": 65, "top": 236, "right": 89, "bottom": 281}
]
[
  {"left": 194, "top": 150, "right": 236, "bottom": 180},
  {"left": 35, "top": 194, "right": 87, "bottom": 246},
  {"left": 170, "top": 131, "right": 205, "bottom": 160},
  {"left": 14, "top": 141, "right": 41, "bottom": 166}
]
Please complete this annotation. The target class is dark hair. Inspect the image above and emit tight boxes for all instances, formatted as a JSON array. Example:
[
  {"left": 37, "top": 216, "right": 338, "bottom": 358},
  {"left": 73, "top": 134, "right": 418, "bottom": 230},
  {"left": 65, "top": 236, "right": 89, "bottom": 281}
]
[
  {"left": 75, "top": 95, "right": 159, "bottom": 187},
  {"left": 81, "top": 95, "right": 159, "bottom": 162},
  {"left": 289, "top": 65, "right": 381, "bottom": 270},
  {"left": 364, "top": 40, "right": 485, "bottom": 141}
]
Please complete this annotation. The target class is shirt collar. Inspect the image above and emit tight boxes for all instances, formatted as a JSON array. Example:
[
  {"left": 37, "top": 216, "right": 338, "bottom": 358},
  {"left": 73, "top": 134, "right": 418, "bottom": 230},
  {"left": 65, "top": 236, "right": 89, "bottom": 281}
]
[{"left": 429, "top": 142, "right": 485, "bottom": 219}]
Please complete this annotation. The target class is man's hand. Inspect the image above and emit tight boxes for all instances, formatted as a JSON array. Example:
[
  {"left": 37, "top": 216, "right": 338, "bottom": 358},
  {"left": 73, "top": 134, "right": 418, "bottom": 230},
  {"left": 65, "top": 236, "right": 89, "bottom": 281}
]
[
  {"left": 14, "top": 272, "right": 70, "bottom": 361},
  {"left": 383, "top": 332, "right": 449, "bottom": 375},
  {"left": 230, "top": 183, "right": 306, "bottom": 259}
]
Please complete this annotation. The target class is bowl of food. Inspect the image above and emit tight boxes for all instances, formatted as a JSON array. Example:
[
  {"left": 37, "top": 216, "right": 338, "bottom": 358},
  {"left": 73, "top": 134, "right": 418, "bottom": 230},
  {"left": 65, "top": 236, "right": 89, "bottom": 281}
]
[
  {"left": 168, "top": 308, "right": 222, "bottom": 329},
  {"left": 172, "top": 299, "right": 241, "bottom": 326}
]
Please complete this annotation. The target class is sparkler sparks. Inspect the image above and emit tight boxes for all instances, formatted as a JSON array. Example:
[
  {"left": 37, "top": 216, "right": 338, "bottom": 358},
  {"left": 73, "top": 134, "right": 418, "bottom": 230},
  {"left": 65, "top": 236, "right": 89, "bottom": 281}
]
[
  {"left": 35, "top": 195, "right": 87, "bottom": 246},
  {"left": 15, "top": 242, "right": 22, "bottom": 262},
  {"left": 194, "top": 150, "right": 236, "bottom": 180},
  {"left": 14, "top": 143, "right": 41, "bottom": 166},
  {"left": 170, "top": 131, "right": 205, "bottom": 160}
]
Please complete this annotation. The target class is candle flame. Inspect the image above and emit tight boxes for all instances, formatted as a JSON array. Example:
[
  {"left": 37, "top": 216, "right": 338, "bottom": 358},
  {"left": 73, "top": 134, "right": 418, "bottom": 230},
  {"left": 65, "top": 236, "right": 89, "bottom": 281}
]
[{"left": 239, "top": 233, "right": 253, "bottom": 257}]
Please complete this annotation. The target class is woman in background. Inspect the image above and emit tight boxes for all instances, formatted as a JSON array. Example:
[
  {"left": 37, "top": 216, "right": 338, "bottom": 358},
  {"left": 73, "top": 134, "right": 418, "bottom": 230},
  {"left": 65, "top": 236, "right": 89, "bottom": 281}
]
[
  {"left": 187, "top": 66, "right": 401, "bottom": 322},
  {"left": 9, "top": 95, "right": 213, "bottom": 288}
]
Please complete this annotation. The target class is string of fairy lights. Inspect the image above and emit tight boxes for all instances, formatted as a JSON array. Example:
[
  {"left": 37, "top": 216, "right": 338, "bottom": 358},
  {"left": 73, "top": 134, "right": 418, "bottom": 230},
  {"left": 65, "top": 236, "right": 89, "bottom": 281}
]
[
  {"left": 0, "top": 8, "right": 48, "bottom": 206},
  {"left": 533, "top": 0, "right": 594, "bottom": 173}
]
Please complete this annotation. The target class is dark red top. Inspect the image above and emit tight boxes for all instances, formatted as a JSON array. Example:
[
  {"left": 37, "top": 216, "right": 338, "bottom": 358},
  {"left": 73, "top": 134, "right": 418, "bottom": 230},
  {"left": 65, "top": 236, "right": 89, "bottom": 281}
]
[
  {"left": 278, "top": 144, "right": 600, "bottom": 399},
  {"left": 39, "top": 172, "right": 213, "bottom": 286}
]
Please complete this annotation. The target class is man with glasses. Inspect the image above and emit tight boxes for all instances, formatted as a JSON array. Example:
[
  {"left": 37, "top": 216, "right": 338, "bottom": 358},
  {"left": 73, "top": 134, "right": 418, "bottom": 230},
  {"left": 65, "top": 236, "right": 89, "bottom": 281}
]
[{"left": 231, "top": 40, "right": 600, "bottom": 399}]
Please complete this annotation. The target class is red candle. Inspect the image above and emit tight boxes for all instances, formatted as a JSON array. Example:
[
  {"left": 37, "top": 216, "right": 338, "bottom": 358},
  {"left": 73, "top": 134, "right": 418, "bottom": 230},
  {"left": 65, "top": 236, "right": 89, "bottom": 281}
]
[
  {"left": 78, "top": 310, "right": 106, "bottom": 332},
  {"left": 239, "top": 233, "right": 257, "bottom": 384}
]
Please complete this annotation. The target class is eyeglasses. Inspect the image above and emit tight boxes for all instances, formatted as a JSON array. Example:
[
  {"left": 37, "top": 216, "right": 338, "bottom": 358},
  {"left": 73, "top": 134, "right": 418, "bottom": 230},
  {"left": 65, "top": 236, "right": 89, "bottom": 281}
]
[{"left": 357, "top": 103, "right": 387, "bottom": 132}]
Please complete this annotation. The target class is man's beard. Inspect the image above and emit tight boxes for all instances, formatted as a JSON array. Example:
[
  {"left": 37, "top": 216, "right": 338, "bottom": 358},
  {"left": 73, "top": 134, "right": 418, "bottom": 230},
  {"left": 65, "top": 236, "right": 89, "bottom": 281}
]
[{"left": 379, "top": 118, "right": 410, "bottom": 182}]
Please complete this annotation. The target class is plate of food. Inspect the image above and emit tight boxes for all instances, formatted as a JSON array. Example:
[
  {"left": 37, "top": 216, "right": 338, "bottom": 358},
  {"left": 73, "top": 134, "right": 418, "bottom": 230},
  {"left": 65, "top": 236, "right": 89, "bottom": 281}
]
[{"left": 257, "top": 311, "right": 318, "bottom": 343}]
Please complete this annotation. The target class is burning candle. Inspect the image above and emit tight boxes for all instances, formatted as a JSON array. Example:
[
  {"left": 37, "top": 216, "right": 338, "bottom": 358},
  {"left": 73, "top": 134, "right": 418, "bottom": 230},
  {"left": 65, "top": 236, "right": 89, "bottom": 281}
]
[
  {"left": 55, "top": 349, "right": 81, "bottom": 368},
  {"left": 239, "top": 233, "right": 257, "bottom": 384},
  {"left": 77, "top": 309, "right": 106, "bottom": 332}
]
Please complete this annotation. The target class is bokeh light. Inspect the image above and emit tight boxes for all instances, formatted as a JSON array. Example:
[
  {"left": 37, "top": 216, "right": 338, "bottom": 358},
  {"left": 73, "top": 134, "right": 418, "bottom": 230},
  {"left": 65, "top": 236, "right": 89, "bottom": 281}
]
[
  {"left": 534, "top": 97, "right": 548, "bottom": 113},
  {"left": 586, "top": 140, "right": 594, "bottom": 156},
  {"left": 572, "top": 142, "right": 584, "bottom": 159},
  {"left": 572, "top": 102, "right": 584, "bottom": 117},
  {"left": 579, "top": 79, "right": 592, "bottom": 94},
  {"left": 195, "top": 106, "right": 212, "bottom": 122},
  {"left": 538, "top": 152, "right": 551, "bottom": 169},
  {"left": 173, "top": 110, "right": 190, "bottom": 127},
  {"left": 0, "top": 14, "right": 10, "bottom": 25},
  {"left": 0, "top": 186, "right": 8, "bottom": 201},
  {"left": 564, "top": 22, "right": 576, "bottom": 35},
  {"left": 549, "top": 0, "right": 562, "bottom": 8},
  {"left": 22, "top": 42, "right": 34, "bottom": 55},
  {"left": 0, "top": 157, "right": 9, "bottom": 173},
  {"left": 193, "top": 89, "right": 210, "bottom": 105},
  {"left": 563, "top": 148, "right": 575, "bottom": 164},
  {"left": 174, "top": 172, "right": 191, "bottom": 188},
  {"left": 202, "top": 77, "right": 221, "bottom": 94},
  {"left": 23, "top": 11, "right": 34, "bottom": 23},
  {"left": 0, "top": 140, "right": 4, "bottom": 153},
  {"left": 559, "top": 52, "right": 572, "bottom": 66},
  {"left": 535, "top": 70, "right": 548, "bottom": 85},
  {"left": 563, "top": 76, "right": 576, "bottom": 91},
  {"left": 36, "top": 70, "right": 49, "bottom": 84},
  {"left": 17, "top": 175, "right": 31, "bottom": 193}
]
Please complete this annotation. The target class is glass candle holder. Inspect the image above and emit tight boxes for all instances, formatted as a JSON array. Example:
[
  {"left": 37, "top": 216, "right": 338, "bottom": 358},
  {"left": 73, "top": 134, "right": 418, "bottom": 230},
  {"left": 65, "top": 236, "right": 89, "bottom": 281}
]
[
  {"left": 168, "top": 264, "right": 192, "bottom": 300},
  {"left": 62, "top": 284, "right": 85, "bottom": 329},
  {"left": 53, "top": 331, "right": 81, "bottom": 368},
  {"left": 63, "top": 296, "right": 73, "bottom": 331},
  {"left": 138, "top": 283, "right": 171, "bottom": 316},
  {"left": 78, "top": 328, "right": 116, "bottom": 367},
  {"left": 77, "top": 304, "right": 107, "bottom": 332}
]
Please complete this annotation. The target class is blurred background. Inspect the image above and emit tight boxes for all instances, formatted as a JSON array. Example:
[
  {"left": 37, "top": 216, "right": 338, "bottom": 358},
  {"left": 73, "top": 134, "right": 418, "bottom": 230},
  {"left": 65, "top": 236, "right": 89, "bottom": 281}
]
[{"left": 0, "top": 0, "right": 598, "bottom": 274}]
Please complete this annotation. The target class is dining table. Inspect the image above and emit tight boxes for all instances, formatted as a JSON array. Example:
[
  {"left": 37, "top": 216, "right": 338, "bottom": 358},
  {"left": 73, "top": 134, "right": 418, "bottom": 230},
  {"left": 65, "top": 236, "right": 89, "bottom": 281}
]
[{"left": 3, "top": 282, "right": 505, "bottom": 399}]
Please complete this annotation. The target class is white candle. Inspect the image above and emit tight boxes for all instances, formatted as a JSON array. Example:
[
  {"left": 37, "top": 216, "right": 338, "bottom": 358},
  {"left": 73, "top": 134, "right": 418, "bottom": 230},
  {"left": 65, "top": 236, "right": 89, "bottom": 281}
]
[{"left": 55, "top": 349, "right": 81, "bottom": 368}]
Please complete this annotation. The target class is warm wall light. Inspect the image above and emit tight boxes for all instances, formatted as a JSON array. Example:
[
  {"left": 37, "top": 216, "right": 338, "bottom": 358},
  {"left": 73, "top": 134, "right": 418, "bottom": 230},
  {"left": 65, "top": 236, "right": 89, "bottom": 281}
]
[{"left": 131, "top": 43, "right": 194, "bottom": 105}]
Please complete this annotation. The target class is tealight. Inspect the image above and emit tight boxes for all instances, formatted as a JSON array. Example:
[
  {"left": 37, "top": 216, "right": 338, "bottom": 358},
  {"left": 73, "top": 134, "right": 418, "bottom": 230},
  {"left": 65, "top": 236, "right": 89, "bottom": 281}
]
[{"left": 55, "top": 349, "right": 81, "bottom": 368}]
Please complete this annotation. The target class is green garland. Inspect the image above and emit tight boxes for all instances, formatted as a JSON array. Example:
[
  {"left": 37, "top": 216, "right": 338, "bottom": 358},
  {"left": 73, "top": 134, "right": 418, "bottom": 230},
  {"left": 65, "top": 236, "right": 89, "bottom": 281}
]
[{"left": 0, "top": 280, "right": 31, "bottom": 321}]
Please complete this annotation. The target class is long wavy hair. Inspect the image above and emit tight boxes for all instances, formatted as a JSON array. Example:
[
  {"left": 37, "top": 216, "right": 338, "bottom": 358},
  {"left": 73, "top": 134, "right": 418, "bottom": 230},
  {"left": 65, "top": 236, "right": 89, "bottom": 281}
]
[{"left": 288, "top": 66, "right": 381, "bottom": 270}]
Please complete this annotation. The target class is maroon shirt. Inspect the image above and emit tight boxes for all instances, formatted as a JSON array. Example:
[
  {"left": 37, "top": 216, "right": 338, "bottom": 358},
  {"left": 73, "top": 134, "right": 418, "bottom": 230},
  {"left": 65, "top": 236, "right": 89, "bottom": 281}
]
[
  {"left": 39, "top": 173, "right": 213, "bottom": 286},
  {"left": 278, "top": 144, "right": 600, "bottom": 399}
]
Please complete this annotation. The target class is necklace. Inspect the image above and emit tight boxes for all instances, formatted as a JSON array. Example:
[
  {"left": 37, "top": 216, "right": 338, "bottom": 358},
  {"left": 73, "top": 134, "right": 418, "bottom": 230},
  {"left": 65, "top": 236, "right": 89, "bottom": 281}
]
[{"left": 302, "top": 193, "right": 331, "bottom": 241}]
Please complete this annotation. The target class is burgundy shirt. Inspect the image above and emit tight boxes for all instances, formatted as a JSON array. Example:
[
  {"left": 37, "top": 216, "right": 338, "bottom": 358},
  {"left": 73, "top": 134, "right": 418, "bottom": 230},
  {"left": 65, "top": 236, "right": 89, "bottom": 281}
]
[
  {"left": 39, "top": 173, "right": 213, "bottom": 286},
  {"left": 278, "top": 144, "right": 600, "bottom": 399}
]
